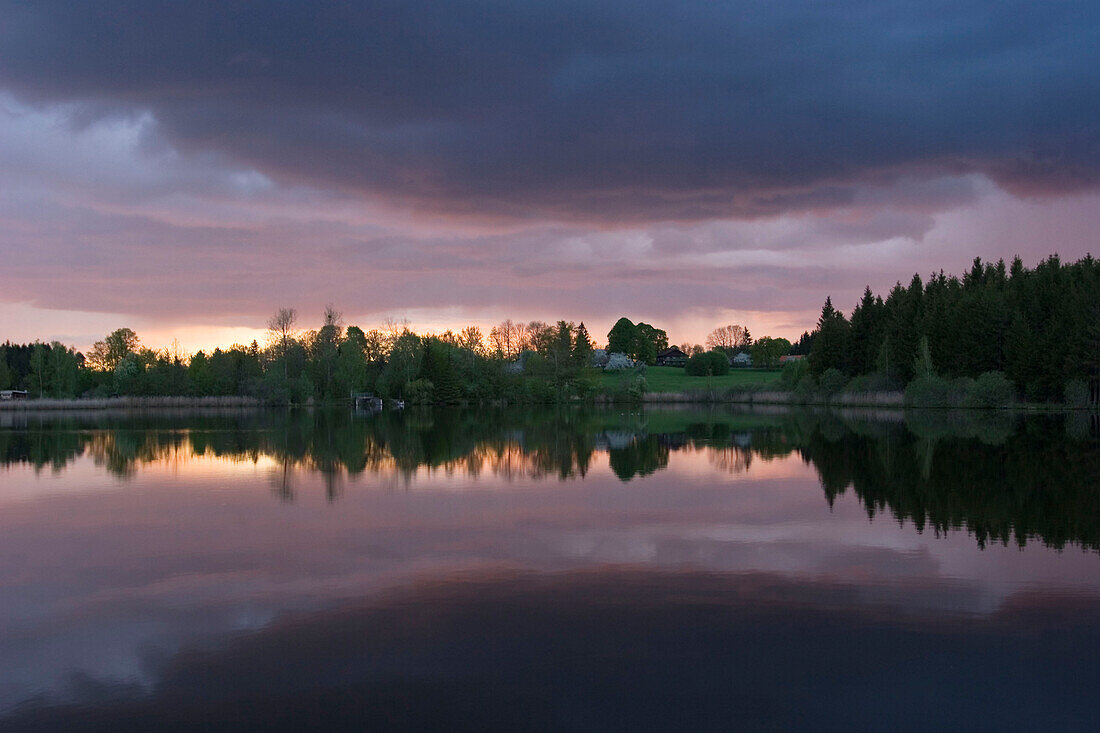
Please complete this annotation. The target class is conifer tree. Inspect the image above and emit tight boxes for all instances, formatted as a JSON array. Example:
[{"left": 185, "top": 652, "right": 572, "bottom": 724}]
[
  {"left": 573, "top": 322, "right": 593, "bottom": 367},
  {"left": 808, "top": 297, "right": 850, "bottom": 375}
]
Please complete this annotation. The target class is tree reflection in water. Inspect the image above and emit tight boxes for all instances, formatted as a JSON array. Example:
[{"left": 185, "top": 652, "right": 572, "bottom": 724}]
[{"left": 1, "top": 406, "right": 1097, "bottom": 550}]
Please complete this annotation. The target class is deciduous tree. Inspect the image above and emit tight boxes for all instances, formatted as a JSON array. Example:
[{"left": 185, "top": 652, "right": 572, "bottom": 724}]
[
  {"left": 267, "top": 308, "right": 298, "bottom": 380},
  {"left": 706, "top": 324, "right": 750, "bottom": 355},
  {"left": 88, "top": 328, "right": 140, "bottom": 371}
]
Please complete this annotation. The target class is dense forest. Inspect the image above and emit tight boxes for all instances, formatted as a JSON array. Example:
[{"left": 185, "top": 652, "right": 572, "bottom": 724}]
[
  {"left": 1, "top": 255, "right": 1097, "bottom": 405},
  {"left": 805, "top": 254, "right": 1100, "bottom": 403}
]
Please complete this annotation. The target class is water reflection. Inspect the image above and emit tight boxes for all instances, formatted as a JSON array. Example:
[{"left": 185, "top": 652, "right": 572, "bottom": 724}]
[
  {"left": 1, "top": 406, "right": 1099, "bottom": 730},
  {"left": 2, "top": 406, "right": 1097, "bottom": 551},
  {"left": 2, "top": 569, "right": 1098, "bottom": 733}
]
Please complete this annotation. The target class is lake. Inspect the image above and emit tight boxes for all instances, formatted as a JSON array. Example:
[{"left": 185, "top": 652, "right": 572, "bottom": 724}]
[{"left": 0, "top": 406, "right": 1097, "bottom": 731}]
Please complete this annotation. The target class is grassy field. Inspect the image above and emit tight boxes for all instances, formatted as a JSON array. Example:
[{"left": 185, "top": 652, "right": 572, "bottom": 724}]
[{"left": 599, "top": 366, "right": 781, "bottom": 393}]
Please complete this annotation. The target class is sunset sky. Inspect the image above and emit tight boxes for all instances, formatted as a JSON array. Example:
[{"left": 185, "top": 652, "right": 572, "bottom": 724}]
[{"left": 1, "top": 1, "right": 1097, "bottom": 352}]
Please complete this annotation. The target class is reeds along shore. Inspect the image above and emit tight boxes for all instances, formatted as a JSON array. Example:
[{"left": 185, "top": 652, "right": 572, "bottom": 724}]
[
  {"left": 0, "top": 396, "right": 262, "bottom": 411},
  {"left": 0, "top": 389, "right": 1089, "bottom": 411}
]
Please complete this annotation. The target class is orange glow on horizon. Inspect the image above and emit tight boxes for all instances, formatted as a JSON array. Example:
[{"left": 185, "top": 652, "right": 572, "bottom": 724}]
[{"left": 138, "top": 308, "right": 819, "bottom": 357}]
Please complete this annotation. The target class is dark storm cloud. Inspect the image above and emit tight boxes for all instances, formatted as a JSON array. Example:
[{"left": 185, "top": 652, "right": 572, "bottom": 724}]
[{"left": 1, "top": 0, "right": 1097, "bottom": 223}]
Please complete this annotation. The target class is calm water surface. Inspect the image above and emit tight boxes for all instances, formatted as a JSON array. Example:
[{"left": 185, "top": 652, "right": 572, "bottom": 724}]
[{"left": 0, "top": 406, "right": 1097, "bottom": 731}]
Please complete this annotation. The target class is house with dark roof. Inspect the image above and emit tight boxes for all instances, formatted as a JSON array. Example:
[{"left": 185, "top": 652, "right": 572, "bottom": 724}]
[{"left": 655, "top": 346, "right": 688, "bottom": 367}]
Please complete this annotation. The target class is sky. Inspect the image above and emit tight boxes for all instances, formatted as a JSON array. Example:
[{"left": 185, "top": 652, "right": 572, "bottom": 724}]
[{"left": 0, "top": 1, "right": 1098, "bottom": 352}]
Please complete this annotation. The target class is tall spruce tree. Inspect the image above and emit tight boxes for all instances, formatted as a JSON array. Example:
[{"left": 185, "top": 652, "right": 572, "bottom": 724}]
[
  {"left": 573, "top": 322, "right": 594, "bottom": 368},
  {"left": 808, "top": 297, "right": 851, "bottom": 376}
]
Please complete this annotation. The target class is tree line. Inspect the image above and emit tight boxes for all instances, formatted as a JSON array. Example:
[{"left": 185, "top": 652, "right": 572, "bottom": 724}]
[
  {"left": 3, "top": 307, "right": 784, "bottom": 403},
  {"left": 1, "top": 308, "right": 600, "bottom": 404},
  {"left": 803, "top": 254, "right": 1099, "bottom": 403},
  {"left": 2, "top": 253, "right": 1095, "bottom": 405}
]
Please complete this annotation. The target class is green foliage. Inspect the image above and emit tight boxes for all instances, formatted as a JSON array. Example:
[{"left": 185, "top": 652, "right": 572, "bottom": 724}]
[
  {"left": 307, "top": 306, "right": 344, "bottom": 400},
  {"left": 8, "top": 341, "right": 83, "bottom": 398},
  {"left": 572, "top": 322, "right": 594, "bottom": 367},
  {"left": 905, "top": 376, "right": 973, "bottom": 408},
  {"left": 599, "top": 366, "right": 650, "bottom": 401},
  {"left": 750, "top": 336, "right": 791, "bottom": 368},
  {"left": 874, "top": 338, "right": 893, "bottom": 382},
  {"left": 789, "top": 330, "right": 816, "bottom": 356},
  {"left": 1064, "top": 378, "right": 1090, "bottom": 407},
  {"left": 378, "top": 331, "right": 423, "bottom": 398},
  {"left": 8, "top": 254, "right": 1096, "bottom": 406},
  {"left": 607, "top": 317, "right": 666, "bottom": 365},
  {"left": 405, "top": 378, "right": 434, "bottom": 404},
  {"left": 800, "top": 255, "right": 1099, "bottom": 401},
  {"left": 28, "top": 343, "right": 48, "bottom": 397},
  {"left": 188, "top": 351, "right": 213, "bottom": 395},
  {"left": 848, "top": 287, "right": 884, "bottom": 375},
  {"left": 542, "top": 321, "right": 582, "bottom": 397},
  {"left": 808, "top": 297, "right": 850, "bottom": 376},
  {"left": 599, "top": 366, "right": 778, "bottom": 394},
  {"left": 913, "top": 335, "right": 935, "bottom": 380},
  {"left": 963, "top": 371, "right": 1016, "bottom": 409},
  {"left": 685, "top": 350, "right": 730, "bottom": 376},
  {"left": 88, "top": 328, "right": 140, "bottom": 372},
  {"left": 294, "top": 373, "right": 315, "bottom": 403},
  {"left": 633, "top": 335, "right": 658, "bottom": 366},
  {"left": 419, "top": 338, "right": 462, "bottom": 403},
  {"left": 779, "top": 358, "right": 809, "bottom": 389},
  {"left": 818, "top": 368, "right": 848, "bottom": 395},
  {"left": 262, "top": 369, "right": 293, "bottom": 405},
  {"left": 793, "top": 375, "right": 817, "bottom": 402},
  {"left": 842, "top": 372, "right": 897, "bottom": 393},
  {"left": 607, "top": 317, "right": 637, "bottom": 356},
  {"left": 634, "top": 322, "right": 667, "bottom": 365},
  {"left": 113, "top": 351, "right": 144, "bottom": 394},
  {"left": 334, "top": 332, "right": 369, "bottom": 397}
]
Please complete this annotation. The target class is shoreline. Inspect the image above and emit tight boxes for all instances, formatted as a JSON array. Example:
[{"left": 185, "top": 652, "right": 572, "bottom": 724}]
[
  {"left": 605, "top": 389, "right": 1093, "bottom": 412},
  {"left": 0, "top": 396, "right": 263, "bottom": 411},
  {"left": 633, "top": 390, "right": 904, "bottom": 407},
  {"left": 1, "top": 391, "right": 1092, "bottom": 412}
]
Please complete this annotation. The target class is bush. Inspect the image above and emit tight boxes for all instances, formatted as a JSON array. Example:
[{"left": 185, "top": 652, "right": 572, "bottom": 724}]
[
  {"left": 964, "top": 371, "right": 1016, "bottom": 409},
  {"left": 1064, "top": 378, "right": 1090, "bottom": 407},
  {"left": 604, "top": 352, "right": 635, "bottom": 371},
  {"left": 819, "top": 368, "right": 848, "bottom": 395},
  {"left": 521, "top": 377, "right": 555, "bottom": 403},
  {"left": 599, "top": 368, "right": 647, "bottom": 402},
  {"left": 405, "top": 378, "right": 434, "bottom": 404},
  {"left": 686, "top": 351, "right": 730, "bottom": 377},
  {"left": 793, "top": 375, "right": 817, "bottom": 403},
  {"left": 779, "top": 358, "right": 809, "bottom": 389},
  {"left": 907, "top": 372, "right": 1015, "bottom": 409},
  {"left": 905, "top": 375, "right": 969, "bottom": 408},
  {"left": 292, "top": 373, "right": 315, "bottom": 404},
  {"left": 843, "top": 372, "right": 900, "bottom": 393}
]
